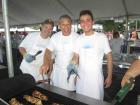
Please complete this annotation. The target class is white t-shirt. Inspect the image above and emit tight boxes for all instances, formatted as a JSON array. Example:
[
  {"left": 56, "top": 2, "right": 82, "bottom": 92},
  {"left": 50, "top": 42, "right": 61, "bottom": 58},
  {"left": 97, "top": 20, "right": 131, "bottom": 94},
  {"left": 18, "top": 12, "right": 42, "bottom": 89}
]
[
  {"left": 19, "top": 32, "right": 50, "bottom": 81},
  {"left": 74, "top": 32, "right": 111, "bottom": 100},
  {"left": 47, "top": 31, "right": 79, "bottom": 67},
  {"left": 74, "top": 32, "right": 111, "bottom": 60},
  {"left": 47, "top": 31, "right": 79, "bottom": 91}
]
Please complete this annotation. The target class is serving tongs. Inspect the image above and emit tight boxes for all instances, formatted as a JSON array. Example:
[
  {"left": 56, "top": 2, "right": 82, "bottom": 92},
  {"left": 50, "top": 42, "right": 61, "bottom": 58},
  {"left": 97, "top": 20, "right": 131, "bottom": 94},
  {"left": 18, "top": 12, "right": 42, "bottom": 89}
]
[{"left": 36, "top": 73, "right": 51, "bottom": 85}]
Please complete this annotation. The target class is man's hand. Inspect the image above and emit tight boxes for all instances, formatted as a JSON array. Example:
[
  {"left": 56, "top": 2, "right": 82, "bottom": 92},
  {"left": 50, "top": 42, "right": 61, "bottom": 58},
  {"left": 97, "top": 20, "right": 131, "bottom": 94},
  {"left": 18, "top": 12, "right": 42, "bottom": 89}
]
[
  {"left": 121, "top": 72, "right": 132, "bottom": 87},
  {"left": 104, "top": 76, "right": 112, "bottom": 88},
  {"left": 67, "top": 63, "right": 79, "bottom": 82},
  {"left": 24, "top": 54, "right": 35, "bottom": 63},
  {"left": 121, "top": 60, "right": 140, "bottom": 87},
  {"left": 39, "top": 64, "right": 49, "bottom": 75},
  {"left": 67, "top": 63, "right": 77, "bottom": 73}
]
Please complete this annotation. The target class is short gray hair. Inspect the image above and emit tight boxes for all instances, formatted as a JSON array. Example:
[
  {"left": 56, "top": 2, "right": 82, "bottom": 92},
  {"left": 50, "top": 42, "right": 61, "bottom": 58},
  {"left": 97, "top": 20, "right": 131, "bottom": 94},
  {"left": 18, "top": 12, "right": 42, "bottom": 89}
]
[{"left": 59, "top": 14, "right": 72, "bottom": 24}]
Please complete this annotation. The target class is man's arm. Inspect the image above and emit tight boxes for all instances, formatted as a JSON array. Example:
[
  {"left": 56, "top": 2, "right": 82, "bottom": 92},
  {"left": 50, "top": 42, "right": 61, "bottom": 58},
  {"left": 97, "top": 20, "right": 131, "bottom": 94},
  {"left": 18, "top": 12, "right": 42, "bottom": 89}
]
[
  {"left": 67, "top": 52, "right": 79, "bottom": 83},
  {"left": 19, "top": 47, "right": 27, "bottom": 57},
  {"left": 70, "top": 52, "right": 79, "bottom": 65},
  {"left": 47, "top": 58, "right": 54, "bottom": 79},
  {"left": 105, "top": 52, "right": 113, "bottom": 88},
  {"left": 39, "top": 48, "right": 52, "bottom": 74},
  {"left": 44, "top": 48, "right": 52, "bottom": 65},
  {"left": 121, "top": 59, "right": 140, "bottom": 87}
]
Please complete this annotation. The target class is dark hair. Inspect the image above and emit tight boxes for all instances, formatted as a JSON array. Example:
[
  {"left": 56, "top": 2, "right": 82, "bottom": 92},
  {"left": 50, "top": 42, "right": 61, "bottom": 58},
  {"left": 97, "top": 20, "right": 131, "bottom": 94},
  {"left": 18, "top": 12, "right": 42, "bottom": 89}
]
[
  {"left": 79, "top": 10, "right": 94, "bottom": 20},
  {"left": 113, "top": 31, "right": 119, "bottom": 38},
  {"left": 41, "top": 19, "right": 54, "bottom": 27},
  {"left": 59, "top": 14, "right": 72, "bottom": 24}
]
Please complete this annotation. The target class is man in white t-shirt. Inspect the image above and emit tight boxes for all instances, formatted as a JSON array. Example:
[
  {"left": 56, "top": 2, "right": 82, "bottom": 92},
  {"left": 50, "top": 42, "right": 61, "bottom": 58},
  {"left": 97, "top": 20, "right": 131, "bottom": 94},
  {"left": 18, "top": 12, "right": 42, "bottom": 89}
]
[
  {"left": 19, "top": 19, "right": 54, "bottom": 82},
  {"left": 68, "top": 10, "right": 112, "bottom": 100},
  {"left": 40, "top": 15, "right": 79, "bottom": 91}
]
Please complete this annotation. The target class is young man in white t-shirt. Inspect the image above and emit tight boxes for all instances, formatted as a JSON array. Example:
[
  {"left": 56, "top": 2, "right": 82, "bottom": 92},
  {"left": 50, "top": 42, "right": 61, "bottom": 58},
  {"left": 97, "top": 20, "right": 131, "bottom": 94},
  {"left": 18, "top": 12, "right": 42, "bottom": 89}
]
[{"left": 69, "top": 10, "right": 113, "bottom": 100}]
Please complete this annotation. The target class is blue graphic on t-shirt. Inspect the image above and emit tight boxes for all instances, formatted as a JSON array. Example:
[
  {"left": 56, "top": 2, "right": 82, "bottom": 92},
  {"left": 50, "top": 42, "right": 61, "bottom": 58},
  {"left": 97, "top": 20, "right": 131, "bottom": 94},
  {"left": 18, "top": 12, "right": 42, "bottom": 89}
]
[{"left": 83, "top": 43, "right": 92, "bottom": 49}]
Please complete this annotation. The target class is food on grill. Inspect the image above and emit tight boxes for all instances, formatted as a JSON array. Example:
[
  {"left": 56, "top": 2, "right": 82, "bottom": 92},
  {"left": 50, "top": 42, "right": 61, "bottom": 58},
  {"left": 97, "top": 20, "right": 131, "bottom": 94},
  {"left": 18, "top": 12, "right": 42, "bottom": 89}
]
[
  {"left": 9, "top": 98, "right": 23, "bottom": 105},
  {"left": 52, "top": 102, "right": 61, "bottom": 105},
  {"left": 32, "top": 90, "right": 48, "bottom": 101},
  {"left": 23, "top": 95, "right": 43, "bottom": 105}
]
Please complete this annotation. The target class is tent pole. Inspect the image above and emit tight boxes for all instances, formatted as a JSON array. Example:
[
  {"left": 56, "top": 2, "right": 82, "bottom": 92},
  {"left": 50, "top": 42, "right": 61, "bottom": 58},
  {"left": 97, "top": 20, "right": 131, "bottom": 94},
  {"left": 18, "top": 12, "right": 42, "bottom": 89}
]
[
  {"left": 2, "top": 0, "right": 14, "bottom": 77},
  {"left": 124, "top": 15, "right": 130, "bottom": 54},
  {"left": 135, "top": 20, "right": 138, "bottom": 30},
  {"left": 122, "top": 0, "right": 129, "bottom": 38},
  {"left": 125, "top": 15, "right": 129, "bottom": 39}
]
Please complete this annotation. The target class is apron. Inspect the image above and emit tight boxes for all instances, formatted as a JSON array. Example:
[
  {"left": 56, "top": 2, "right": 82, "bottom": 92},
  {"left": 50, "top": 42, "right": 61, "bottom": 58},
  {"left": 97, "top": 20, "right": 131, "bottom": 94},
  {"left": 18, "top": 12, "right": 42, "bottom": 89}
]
[
  {"left": 51, "top": 35, "right": 76, "bottom": 91},
  {"left": 76, "top": 38, "right": 104, "bottom": 100},
  {"left": 20, "top": 35, "right": 49, "bottom": 81}
]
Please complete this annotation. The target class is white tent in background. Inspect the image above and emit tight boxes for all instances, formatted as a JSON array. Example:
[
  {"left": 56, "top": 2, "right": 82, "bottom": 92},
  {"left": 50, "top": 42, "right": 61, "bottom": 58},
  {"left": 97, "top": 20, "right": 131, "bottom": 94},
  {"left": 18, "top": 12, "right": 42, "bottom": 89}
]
[
  {"left": 0, "top": 27, "right": 40, "bottom": 32},
  {"left": 1, "top": 0, "right": 140, "bottom": 27}
]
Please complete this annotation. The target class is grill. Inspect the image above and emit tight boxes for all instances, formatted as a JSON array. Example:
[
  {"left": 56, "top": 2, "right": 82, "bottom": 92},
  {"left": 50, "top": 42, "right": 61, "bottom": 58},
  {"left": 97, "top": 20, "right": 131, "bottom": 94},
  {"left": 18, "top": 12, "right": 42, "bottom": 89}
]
[{"left": 0, "top": 74, "right": 110, "bottom": 105}]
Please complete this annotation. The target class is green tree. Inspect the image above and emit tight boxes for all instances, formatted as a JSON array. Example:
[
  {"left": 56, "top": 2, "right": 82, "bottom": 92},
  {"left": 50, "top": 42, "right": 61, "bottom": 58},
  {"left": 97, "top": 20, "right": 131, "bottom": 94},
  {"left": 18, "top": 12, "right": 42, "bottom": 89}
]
[
  {"left": 96, "top": 20, "right": 125, "bottom": 32},
  {"left": 115, "top": 22, "right": 125, "bottom": 32},
  {"left": 129, "top": 20, "right": 140, "bottom": 30}
]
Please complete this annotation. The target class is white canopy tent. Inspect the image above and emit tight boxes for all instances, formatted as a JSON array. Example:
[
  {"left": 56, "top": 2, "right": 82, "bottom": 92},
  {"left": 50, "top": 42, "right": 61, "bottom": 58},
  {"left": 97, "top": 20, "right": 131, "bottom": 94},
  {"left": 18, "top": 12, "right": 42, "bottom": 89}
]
[
  {"left": 1, "top": 0, "right": 140, "bottom": 78},
  {"left": 1, "top": 0, "right": 140, "bottom": 27}
]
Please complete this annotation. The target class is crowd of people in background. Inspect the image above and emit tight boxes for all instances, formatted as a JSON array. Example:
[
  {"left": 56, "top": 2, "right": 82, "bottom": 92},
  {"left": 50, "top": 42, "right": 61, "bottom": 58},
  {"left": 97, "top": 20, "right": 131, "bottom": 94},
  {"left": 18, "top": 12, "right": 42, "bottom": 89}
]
[{"left": 0, "top": 31, "right": 28, "bottom": 66}]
